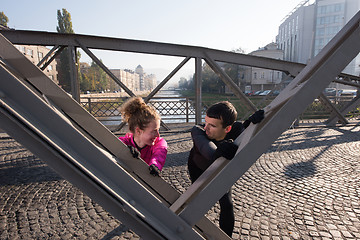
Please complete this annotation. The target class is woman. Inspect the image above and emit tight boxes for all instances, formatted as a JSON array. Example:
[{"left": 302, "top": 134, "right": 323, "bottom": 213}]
[{"left": 119, "top": 97, "right": 167, "bottom": 176}]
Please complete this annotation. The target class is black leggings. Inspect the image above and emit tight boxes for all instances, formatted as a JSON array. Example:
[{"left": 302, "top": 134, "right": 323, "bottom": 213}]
[{"left": 188, "top": 160, "right": 234, "bottom": 237}]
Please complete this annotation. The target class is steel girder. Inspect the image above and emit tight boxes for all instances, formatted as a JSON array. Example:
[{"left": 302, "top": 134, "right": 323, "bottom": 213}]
[
  {"left": 1, "top": 27, "right": 359, "bottom": 126},
  {"left": 170, "top": 10, "right": 360, "bottom": 226},
  {"left": 0, "top": 10, "right": 359, "bottom": 239},
  {"left": 0, "top": 34, "right": 229, "bottom": 239}
]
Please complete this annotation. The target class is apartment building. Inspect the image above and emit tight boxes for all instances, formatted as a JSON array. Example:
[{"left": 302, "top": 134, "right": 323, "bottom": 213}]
[
  {"left": 237, "top": 43, "right": 284, "bottom": 93},
  {"left": 110, "top": 69, "right": 140, "bottom": 92},
  {"left": 15, "top": 45, "right": 59, "bottom": 84},
  {"left": 277, "top": 0, "right": 360, "bottom": 76}
]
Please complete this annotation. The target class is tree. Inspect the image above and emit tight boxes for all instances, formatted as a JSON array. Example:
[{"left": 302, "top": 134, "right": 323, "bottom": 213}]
[
  {"left": 178, "top": 77, "right": 188, "bottom": 89},
  {"left": 201, "top": 63, "right": 220, "bottom": 93},
  {"left": 0, "top": 12, "right": 9, "bottom": 27},
  {"left": 178, "top": 47, "right": 246, "bottom": 93},
  {"left": 56, "top": 9, "right": 74, "bottom": 34},
  {"left": 56, "top": 8, "right": 75, "bottom": 93},
  {"left": 81, "top": 60, "right": 109, "bottom": 92}
]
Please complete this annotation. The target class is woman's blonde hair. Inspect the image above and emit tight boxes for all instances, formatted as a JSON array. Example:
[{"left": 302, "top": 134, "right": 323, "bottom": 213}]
[{"left": 120, "top": 97, "right": 160, "bottom": 132}]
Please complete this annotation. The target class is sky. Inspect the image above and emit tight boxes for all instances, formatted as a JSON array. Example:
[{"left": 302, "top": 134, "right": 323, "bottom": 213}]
[{"left": 2, "top": 0, "right": 308, "bottom": 85}]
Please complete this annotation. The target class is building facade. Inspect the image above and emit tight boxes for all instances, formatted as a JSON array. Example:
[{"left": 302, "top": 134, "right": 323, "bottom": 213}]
[
  {"left": 277, "top": 0, "right": 315, "bottom": 64},
  {"left": 109, "top": 69, "right": 140, "bottom": 92},
  {"left": 144, "top": 74, "right": 157, "bottom": 91},
  {"left": 239, "top": 43, "right": 284, "bottom": 93},
  {"left": 135, "top": 65, "right": 157, "bottom": 91},
  {"left": 277, "top": 0, "right": 360, "bottom": 77},
  {"left": 15, "top": 45, "right": 59, "bottom": 84}
]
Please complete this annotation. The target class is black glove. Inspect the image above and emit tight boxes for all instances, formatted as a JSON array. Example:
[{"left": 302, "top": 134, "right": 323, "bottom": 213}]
[
  {"left": 213, "top": 139, "right": 238, "bottom": 160},
  {"left": 225, "top": 122, "right": 244, "bottom": 140},
  {"left": 149, "top": 164, "right": 160, "bottom": 176},
  {"left": 128, "top": 145, "right": 140, "bottom": 159},
  {"left": 248, "top": 109, "right": 265, "bottom": 124}
]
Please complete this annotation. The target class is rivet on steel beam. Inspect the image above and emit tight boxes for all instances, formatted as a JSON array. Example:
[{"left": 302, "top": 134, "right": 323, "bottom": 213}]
[
  {"left": 176, "top": 225, "right": 184, "bottom": 233},
  {"left": 129, "top": 200, "right": 136, "bottom": 206}
]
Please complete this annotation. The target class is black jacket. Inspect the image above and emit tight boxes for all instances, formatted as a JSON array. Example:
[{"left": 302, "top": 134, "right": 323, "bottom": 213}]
[{"left": 188, "top": 122, "right": 244, "bottom": 170}]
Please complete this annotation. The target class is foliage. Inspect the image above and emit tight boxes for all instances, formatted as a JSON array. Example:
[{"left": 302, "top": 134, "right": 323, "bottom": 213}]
[
  {"left": 202, "top": 63, "right": 225, "bottom": 93},
  {"left": 56, "top": 9, "right": 74, "bottom": 34},
  {"left": 56, "top": 8, "right": 75, "bottom": 93},
  {"left": 0, "top": 12, "right": 8, "bottom": 27},
  {"left": 178, "top": 47, "right": 246, "bottom": 94},
  {"left": 80, "top": 61, "right": 109, "bottom": 92}
]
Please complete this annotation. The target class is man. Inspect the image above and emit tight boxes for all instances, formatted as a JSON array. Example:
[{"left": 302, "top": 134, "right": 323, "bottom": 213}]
[{"left": 187, "top": 101, "right": 264, "bottom": 237}]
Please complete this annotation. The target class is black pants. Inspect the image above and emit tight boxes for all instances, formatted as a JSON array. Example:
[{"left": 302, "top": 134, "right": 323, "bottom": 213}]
[{"left": 188, "top": 159, "right": 235, "bottom": 237}]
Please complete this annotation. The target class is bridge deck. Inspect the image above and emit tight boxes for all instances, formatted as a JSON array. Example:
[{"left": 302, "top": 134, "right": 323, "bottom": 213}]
[{"left": 1, "top": 123, "right": 360, "bottom": 239}]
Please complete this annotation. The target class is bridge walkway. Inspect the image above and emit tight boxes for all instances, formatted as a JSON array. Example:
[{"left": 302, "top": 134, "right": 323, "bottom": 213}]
[{"left": 1, "top": 122, "right": 360, "bottom": 239}]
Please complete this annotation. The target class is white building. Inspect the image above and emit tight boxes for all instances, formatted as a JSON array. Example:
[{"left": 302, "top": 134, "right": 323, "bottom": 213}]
[
  {"left": 277, "top": 0, "right": 360, "bottom": 77},
  {"left": 110, "top": 69, "right": 140, "bottom": 92},
  {"left": 241, "top": 43, "right": 284, "bottom": 92}
]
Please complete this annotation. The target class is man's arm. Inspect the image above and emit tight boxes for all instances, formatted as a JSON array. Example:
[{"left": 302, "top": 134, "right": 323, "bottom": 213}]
[{"left": 191, "top": 125, "right": 217, "bottom": 161}]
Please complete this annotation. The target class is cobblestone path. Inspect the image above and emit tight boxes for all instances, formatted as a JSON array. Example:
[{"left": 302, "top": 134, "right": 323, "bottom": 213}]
[{"left": 0, "top": 125, "right": 360, "bottom": 239}]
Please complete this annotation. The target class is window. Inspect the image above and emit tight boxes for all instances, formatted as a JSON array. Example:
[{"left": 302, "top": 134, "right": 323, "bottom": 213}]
[
  {"left": 317, "top": 27, "right": 325, "bottom": 36},
  {"left": 38, "top": 52, "right": 44, "bottom": 59},
  {"left": 27, "top": 48, "right": 33, "bottom": 57},
  {"left": 254, "top": 72, "right": 257, "bottom": 79}
]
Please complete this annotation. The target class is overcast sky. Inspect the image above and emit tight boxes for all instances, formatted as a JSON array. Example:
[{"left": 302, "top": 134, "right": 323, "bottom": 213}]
[{"left": 2, "top": 0, "right": 311, "bottom": 83}]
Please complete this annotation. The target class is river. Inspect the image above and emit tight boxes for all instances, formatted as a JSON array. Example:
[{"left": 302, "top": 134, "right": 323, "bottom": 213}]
[{"left": 100, "top": 90, "right": 196, "bottom": 128}]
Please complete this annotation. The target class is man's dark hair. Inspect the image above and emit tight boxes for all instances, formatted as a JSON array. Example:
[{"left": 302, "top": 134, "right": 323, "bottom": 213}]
[{"left": 206, "top": 101, "right": 237, "bottom": 128}]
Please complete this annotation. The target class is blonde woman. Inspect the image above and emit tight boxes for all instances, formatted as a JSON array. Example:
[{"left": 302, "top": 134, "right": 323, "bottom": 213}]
[{"left": 119, "top": 97, "right": 167, "bottom": 176}]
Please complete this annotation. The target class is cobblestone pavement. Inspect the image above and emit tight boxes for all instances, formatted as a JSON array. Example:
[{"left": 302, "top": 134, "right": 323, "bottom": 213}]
[{"left": 1, "top": 124, "right": 360, "bottom": 239}]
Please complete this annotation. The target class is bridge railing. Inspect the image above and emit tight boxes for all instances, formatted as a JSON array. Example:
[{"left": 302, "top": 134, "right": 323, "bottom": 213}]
[{"left": 80, "top": 95, "right": 360, "bottom": 127}]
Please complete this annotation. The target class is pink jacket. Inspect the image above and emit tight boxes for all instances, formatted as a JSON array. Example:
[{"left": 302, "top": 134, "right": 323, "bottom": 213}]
[{"left": 119, "top": 133, "right": 168, "bottom": 171}]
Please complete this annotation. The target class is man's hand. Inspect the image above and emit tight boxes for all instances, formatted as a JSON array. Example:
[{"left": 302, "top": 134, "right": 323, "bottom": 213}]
[
  {"left": 248, "top": 109, "right": 265, "bottom": 124},
  {"left": 243, "top": 109, "right": 265, "bottom": 128},
  {"left": 213, "top": 139, "right": 238, "bottom": 160},
  {"left": 149, "top": 164, "right": 160, "bottom": 176},
  {"left": 128, "top": 145, "right": 140, "bottom": 159}
]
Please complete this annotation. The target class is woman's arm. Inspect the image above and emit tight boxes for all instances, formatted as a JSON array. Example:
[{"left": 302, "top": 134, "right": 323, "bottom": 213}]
[{"left": 148, "top": 137, "right": 168, "bottom": 171}]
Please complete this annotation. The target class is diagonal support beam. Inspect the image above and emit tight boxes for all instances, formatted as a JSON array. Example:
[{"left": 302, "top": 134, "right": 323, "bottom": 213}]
[
  {"left": 170, "top": 10, "right": 360, "bottom": 226},
  {"left": 204, "top": 54, "right": 258, "bottom": 112},
  {"left": 0, "top": 33, "right": 230, "bottom": 240},
  {"left": 37, "top": 45, "right": 65, "bottom": 71},
  {"left": 77, "top": 39, "right": 173, "bottom": 131},
  {"left": 76, "top": 39, "right": 135, "bottom": 97},
  {"left": 144, "top": 57, "right": 191, "bottom": 102},
  {"left": 318, "top": 92, "right": 348, "bottom": 125},
  {"left": 144, "top": 57, "right": 192, "bottom": 131},
  {"left": 326, "top": 94, "right": 360, "bottom": 126}
]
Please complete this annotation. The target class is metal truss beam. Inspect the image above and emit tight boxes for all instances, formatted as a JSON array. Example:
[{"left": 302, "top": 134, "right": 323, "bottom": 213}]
[
  {"left": 0, "top": 29, "right": 304, "bottom": 76},
  {"left": 0, "top": 34, "right": 229, "bottom": 239},
  {"left": 318, "top": 93, "right": 348, "bottom": 125},
  {"left": 170, "top": 10, "right": 360, "bottom": 226},
  {"left": 0, "top": 10, "right": 359, "bottom": 239},
  {"left": 2, "top": 28, "right": 359, "bottom": 126},
  {"left": 326, "top": 94, "right": 360, "bottom": 126}
]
